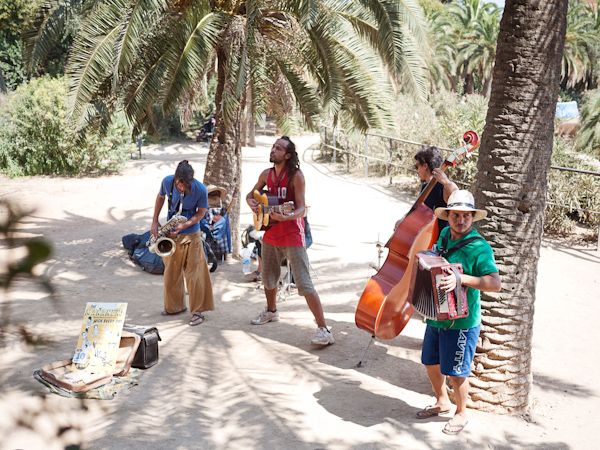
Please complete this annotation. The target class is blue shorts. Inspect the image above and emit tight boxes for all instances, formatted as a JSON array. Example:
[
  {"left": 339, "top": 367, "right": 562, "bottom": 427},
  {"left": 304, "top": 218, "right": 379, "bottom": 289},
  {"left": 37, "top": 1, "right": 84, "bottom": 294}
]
[{"left": 421, "top": 324, "right": 481, "bottom": 377}]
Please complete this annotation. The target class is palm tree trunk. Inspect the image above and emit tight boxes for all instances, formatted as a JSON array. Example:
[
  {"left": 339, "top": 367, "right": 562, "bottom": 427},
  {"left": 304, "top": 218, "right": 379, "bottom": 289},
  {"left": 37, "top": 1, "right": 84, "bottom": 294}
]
[
  {"left": 241, "top": 109, "right": 248, "bottom": 146},
  {"left": 470, "top": 0, "right": 568, "bottom": 414},
  {"left": 483, "top": 75, "right": 492, "bottom": 99},
  {"left": 248, "top": 86, "right": 256, "bottom": 147},
  {"left": 464, "top": 73, "right": 475, "bottom": 95},
  {"left": 203, "top": 46, "right": 243, "bottom": 257}
]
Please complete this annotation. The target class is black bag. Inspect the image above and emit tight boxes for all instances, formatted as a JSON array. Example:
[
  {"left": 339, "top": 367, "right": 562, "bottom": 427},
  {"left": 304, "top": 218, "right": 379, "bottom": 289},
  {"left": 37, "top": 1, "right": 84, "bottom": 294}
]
[
  {"left": 122, "top": 231, "right": 165, "bottom": 275},
  {"left": 122, "top": 325, "right": 162, "bottom": 369}
]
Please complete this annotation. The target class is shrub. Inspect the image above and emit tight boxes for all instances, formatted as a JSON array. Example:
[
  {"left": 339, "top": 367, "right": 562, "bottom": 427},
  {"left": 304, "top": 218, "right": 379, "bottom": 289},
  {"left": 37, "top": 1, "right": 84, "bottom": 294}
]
[
  {"left": 320, "top": 91, "right": 486, "bottom": 182},
  {"left": 545, "top": 136, "right": 600, "bottom": 239},
  {"left": 320, "top": 90, "right": 600, "bottom": 240},
  {"left": 0, "top": 75, "right": 132, "bottom": 176}
]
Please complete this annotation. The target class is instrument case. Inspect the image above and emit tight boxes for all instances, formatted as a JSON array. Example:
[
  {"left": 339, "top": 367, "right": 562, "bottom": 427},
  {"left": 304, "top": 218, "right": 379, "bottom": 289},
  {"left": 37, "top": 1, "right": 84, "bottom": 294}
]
[
  {"left": 38, "top": 331, "right": 141, "bottom": 393},
  {"left": 122, "top": 324, "right": 162, "bottom": 369}
]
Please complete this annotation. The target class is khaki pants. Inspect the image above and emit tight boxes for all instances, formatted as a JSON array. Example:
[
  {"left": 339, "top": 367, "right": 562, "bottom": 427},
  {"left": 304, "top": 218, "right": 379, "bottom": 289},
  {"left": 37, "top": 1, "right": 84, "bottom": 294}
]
[{"left": 162, "top": 231, "right": 214, "bottom": 315}]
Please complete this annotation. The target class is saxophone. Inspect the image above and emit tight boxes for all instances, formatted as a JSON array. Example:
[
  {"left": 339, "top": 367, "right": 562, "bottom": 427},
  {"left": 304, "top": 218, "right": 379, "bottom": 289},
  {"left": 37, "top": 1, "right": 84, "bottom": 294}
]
[{"left": 148, "top": 192, "right": 187, "bottom": 257}]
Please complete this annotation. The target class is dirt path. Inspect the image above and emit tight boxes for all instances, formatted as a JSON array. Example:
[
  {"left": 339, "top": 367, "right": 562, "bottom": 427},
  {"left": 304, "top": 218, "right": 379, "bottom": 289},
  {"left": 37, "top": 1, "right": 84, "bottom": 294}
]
[{"left": 0, "top": 134, "right": 598, "bottom": 449}]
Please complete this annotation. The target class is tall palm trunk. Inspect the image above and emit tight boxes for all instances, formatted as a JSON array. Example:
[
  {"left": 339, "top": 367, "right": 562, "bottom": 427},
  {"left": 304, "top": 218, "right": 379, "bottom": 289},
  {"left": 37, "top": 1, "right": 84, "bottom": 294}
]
[
  {"left": 483, "top": 74, "right": 492, "bottom": 99},
  {"left": 464, "top": 72, "right": 475, "bottom": 95},
  {"left": 203, "top": 46, "right": 243, "bottom": 256},
  {"left": 470, "top": 0, "right": 568, "bottom": 413}
]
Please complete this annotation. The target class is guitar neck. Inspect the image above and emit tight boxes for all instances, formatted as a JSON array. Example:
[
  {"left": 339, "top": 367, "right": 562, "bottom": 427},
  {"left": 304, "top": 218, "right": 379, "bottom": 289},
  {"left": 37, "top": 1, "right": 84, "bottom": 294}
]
[{"left": 261, "top": 204, "right": 288, "bottom": 214}]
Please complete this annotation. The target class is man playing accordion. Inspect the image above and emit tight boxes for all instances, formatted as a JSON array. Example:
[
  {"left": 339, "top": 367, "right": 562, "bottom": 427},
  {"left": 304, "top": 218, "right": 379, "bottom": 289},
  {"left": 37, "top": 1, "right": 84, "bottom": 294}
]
[{"left": 415, "top": 190, "right": 501, "bottom": 435}]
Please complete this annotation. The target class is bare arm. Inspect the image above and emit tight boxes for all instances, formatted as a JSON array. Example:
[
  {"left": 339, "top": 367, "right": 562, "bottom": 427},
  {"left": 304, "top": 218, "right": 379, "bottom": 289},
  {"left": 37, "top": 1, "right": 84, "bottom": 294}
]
[
  {"left": 172, "top": 208, "right": 206, "bottom": 235},
  {"left": 151, "top": 194, "right": 166, "bottom": 238},
  {"left": 246, "top": 169, "right": 269, "bottom": 213},
  {"left": 431, "top": 168, "right": 459, "bottom": 202},
  {"left": 439, "top": 271, "right": 501, "bottom": 293}
]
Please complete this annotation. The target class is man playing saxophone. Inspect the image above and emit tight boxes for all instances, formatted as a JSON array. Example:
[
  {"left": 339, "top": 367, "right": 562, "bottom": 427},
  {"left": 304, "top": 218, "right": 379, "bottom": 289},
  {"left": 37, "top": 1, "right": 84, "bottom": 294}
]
[{"left": 151, "top": 160, "right": 214, "bottom": 326}]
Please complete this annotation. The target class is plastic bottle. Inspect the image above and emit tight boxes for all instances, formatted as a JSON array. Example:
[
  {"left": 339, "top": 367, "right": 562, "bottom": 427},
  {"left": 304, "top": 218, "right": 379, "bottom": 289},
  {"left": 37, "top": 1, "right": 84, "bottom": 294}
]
[{"left": 242, "top": 247, "right": 251, "bottom": 274}]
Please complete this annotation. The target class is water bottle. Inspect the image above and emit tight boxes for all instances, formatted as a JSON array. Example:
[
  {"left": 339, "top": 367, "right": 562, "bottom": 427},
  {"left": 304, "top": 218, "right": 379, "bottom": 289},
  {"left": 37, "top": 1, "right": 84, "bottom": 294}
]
[{"left": 242, "top": 247, "right": 251, "bottom": 274}]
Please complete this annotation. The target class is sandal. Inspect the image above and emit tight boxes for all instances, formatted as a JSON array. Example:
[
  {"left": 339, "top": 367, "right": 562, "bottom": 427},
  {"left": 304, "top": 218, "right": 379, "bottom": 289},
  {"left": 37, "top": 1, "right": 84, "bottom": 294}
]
[
  {"left": 415, "top": 405, "right": 451, "bottom": 419},
  {"left": 189, "top": 314, "right": 205, "bottom": 326},
  {"left": 244, "top": 270, "right": 261, "bottom": 281},
  {"left": 442, "top": 420, "right": 468, "bottom": 435},
  {"left": 162, "top": 308, "right": 187, "bottom": 316}
]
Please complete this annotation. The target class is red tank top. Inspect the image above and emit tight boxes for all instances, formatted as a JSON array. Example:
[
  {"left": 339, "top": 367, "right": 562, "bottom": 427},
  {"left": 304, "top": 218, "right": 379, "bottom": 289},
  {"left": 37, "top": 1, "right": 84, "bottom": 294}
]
[{"left": 262, "top": 166, "right": 305, "bottom": 247}]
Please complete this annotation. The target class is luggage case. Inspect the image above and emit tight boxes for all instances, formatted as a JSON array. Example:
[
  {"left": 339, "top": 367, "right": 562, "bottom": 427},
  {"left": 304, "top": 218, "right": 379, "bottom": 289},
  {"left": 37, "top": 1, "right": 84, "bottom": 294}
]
[
  {"left": 122, "top": 324, "right": 162, "bottom": 369},
  {"left": 38, "top": 331, "right": 141, "bottom": 393}
]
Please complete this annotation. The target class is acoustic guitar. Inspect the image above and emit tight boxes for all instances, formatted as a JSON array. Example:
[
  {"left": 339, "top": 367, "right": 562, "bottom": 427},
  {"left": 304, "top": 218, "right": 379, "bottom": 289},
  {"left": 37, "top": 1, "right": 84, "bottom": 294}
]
[{"left": 252, "top": 190, "right": 294, "bottom": 231}]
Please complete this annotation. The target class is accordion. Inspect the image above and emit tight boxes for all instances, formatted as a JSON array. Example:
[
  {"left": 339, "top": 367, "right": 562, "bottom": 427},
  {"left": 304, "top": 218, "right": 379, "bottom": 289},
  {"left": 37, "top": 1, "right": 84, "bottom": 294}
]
[{"left": 407, "top": 251, "right": 469, "bottom": 321}]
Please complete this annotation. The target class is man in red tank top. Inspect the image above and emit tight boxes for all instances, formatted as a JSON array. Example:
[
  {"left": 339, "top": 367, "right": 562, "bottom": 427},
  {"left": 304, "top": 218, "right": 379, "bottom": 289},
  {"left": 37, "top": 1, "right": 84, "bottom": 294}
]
[{"left": 246, "top": 137, "right": 334, "bottom": 346}]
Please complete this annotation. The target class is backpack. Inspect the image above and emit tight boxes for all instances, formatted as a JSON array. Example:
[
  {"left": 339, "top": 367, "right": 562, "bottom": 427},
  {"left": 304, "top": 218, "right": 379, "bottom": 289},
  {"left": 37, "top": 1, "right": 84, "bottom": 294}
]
[{"left": 122, "top": 231, "right": 165, "bottom": 275}]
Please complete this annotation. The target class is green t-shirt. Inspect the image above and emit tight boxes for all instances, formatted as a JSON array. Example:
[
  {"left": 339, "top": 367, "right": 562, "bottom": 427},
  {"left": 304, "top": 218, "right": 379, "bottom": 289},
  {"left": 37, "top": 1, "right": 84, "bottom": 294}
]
[{"left": 426, "top": 227, "right": 498, "bottom": 330}]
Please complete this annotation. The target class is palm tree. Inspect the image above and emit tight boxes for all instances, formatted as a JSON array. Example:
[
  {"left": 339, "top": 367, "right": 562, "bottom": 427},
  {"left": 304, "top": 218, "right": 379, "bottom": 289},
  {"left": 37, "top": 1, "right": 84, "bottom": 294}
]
[
  {"left": 472, "top": 0, "right": 568, "bottom": 413},
  {"left": 562, "top": 0, "right": 599, "bottom": 89},
  {"left": 24, "top": 0, "right": 430, "bottom": 254},
  {"left": 426, "top": 11, "right": 458, "bottom": 92},
  {"left": 459, "top": 5, "right": 501, "bottom": 98},
  {"left": 445, "top": 0, "right": 498, "bottom": 94},
  {"left": 575, "top": 88, "right": 600, "bottom": 154}
]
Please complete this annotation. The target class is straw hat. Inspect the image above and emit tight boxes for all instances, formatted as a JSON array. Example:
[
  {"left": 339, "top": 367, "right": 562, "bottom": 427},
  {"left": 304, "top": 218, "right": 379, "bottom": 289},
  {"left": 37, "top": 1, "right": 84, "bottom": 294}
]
[
  {"left": 206, "top": 185, "right": 227, "bottom": 200},
  {"left": 434, "top": 190, "right": 487, "bottom": 222}
]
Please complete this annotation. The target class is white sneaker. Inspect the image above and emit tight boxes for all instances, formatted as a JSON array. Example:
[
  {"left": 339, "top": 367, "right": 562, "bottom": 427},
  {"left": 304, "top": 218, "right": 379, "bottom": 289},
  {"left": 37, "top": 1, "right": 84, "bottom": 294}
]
[
  {"left": 310, "top": 327, "right": 334, "bottom": 346},
  {"left": 251, "top": 307, "right": 280, "bottom": 325}
]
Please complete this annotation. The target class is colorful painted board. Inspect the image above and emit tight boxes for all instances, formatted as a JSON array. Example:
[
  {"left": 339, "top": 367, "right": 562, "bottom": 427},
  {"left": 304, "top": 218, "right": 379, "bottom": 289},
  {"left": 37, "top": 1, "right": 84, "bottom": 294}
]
[{"left": 71, "top": 303, "right": 127, "bottom": 374}]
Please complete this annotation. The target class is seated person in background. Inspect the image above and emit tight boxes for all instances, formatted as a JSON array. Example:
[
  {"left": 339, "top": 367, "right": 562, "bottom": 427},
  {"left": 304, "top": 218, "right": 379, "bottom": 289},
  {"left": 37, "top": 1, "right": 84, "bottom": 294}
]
[{"left": 204, "top": 185, "right": 229, "bottom": 257}]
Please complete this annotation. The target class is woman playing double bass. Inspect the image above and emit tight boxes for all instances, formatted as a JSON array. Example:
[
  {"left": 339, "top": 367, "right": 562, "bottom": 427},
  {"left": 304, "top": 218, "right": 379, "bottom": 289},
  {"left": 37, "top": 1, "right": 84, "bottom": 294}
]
[{"left": 395, "top": 145, "right": 458, "bottom": 234}]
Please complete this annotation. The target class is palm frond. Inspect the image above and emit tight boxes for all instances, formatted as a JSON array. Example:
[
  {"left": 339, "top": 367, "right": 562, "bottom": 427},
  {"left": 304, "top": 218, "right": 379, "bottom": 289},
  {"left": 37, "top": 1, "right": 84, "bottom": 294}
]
[
  {"left": 112, "top": 0, "right": 169, "bottom": 90},
  {"left": 65, "top": 1, "right": 125, "bottom": 127},
  {"left": 161, "top": 9, "right": 228, "bottom": 115},
  {"left": 22, "top": 0, "right": 92, "bottom": 75}
]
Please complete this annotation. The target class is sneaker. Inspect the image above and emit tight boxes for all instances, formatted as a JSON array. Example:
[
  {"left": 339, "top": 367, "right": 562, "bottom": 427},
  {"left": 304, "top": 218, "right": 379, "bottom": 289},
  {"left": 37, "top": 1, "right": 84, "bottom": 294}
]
[
  {"left": 310, "top": 327, "right": 334, "bottom": 346},
  {"left": 251, "top": 307, "right": 279, "bottom": 325}
]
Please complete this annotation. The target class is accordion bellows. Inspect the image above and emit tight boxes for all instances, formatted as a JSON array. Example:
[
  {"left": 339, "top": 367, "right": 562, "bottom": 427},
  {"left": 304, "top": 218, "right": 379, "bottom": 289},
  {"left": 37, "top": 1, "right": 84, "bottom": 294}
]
[{"left": 407, "top": 251, "right": 469, "bottom": 321}]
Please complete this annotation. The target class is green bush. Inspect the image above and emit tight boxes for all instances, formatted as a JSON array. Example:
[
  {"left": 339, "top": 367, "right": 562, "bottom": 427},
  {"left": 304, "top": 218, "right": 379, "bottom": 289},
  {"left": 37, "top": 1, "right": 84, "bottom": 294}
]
[
  {"left": 546, "top": 136, "right": 600, "bottom": 239},
  {"left": 0, "top": 75, "right": 132, "bottom": 176}
]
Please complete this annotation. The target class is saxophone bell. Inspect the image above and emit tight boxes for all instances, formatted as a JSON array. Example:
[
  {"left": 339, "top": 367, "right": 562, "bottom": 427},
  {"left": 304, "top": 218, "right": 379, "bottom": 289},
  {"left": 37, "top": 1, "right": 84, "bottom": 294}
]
[
  {"left": 148, "top": 214, "right": 187, "bottom": 257},
  {"left": 154, "top": 236, "right": 176, "bottom": 257}
]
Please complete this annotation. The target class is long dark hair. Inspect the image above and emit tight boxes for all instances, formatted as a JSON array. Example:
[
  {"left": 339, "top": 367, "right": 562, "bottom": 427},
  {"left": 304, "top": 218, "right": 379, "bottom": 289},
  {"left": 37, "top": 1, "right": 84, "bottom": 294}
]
[
  {"left": 175, "top": 160, "right": 194, "bottom": 190},
  {"left": 281, "top": 136, "right": 300, "bottom": 180}
]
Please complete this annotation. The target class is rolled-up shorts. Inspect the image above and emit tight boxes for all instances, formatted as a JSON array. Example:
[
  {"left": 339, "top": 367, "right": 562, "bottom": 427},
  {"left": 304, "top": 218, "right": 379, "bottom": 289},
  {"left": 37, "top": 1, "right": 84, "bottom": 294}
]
[
  {"left": 261, "top": 242, "right": 315, "bottom": 297},
  {"left": 421, "top": 324, "right": 481, "bottom": 377}
]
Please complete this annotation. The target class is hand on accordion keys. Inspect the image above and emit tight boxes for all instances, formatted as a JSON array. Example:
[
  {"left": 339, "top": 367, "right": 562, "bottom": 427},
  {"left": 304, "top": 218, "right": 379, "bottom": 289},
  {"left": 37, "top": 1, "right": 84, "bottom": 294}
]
[{"left": 438, "top": 266, "right": 461, "bottom": 293}]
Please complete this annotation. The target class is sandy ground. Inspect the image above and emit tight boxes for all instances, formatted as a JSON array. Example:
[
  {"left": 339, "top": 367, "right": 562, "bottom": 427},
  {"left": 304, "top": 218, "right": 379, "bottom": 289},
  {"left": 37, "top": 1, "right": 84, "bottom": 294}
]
[{"left": 0, "top": 133, "right": 599, "bottom": 450}]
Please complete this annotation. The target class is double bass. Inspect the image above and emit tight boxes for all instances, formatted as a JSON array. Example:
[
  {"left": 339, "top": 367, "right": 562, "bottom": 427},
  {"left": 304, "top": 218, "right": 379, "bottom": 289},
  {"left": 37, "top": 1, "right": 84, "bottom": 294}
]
[{"left": 355, "top": 131, "right": 480, "bottom": 341}]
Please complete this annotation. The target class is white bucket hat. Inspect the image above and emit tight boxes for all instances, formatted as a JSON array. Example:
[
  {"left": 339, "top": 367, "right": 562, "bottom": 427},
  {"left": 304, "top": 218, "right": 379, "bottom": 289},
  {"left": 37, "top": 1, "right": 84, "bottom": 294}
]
[{"left": 434, "top": 190, "right": 487, "bottom": 222}]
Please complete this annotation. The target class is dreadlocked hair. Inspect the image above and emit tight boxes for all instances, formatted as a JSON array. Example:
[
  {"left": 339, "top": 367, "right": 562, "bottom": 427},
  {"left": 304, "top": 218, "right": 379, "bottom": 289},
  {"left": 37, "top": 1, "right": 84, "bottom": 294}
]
[
  {"left": 281, "top": 136, "right": 300, "bottom": 180},
  {"left": 175, "top": 160, "right": 194, "bottom": 190}
]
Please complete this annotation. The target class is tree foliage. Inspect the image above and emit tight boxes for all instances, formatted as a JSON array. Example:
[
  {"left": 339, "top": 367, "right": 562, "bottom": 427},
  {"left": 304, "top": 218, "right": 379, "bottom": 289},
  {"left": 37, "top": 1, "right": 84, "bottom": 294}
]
[
  {"left": 23, "top": 0, "right": 430, "bottom": 138},
  {"left": 0, "top": 75, "right": 132, "bottom": 176}
]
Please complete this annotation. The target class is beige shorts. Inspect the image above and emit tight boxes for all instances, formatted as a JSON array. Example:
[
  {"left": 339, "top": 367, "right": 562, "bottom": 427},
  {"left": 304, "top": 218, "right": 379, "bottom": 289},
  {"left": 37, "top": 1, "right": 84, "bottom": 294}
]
[{"left": 261, "top": 242, "right": 315, "bottom": 296}]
